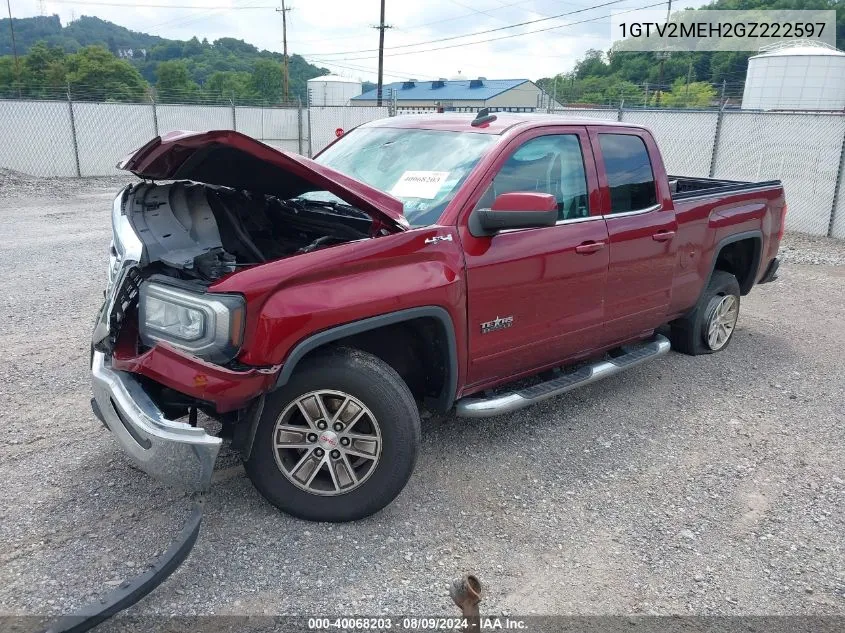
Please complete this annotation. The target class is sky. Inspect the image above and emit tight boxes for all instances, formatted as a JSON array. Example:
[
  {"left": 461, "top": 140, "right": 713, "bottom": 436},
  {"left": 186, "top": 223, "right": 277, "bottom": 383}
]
[{"left": 11, "top": 0, "right": 708, "bottom": 81}]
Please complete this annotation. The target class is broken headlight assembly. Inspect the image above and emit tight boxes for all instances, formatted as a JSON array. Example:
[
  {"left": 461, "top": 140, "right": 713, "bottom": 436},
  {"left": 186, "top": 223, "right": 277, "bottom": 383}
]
[
  {"left": 109, "top": 188, "right": 143, "bottom": 289},
  {"left": 138, "top": 282, "right": 245, "bottom": 363}
]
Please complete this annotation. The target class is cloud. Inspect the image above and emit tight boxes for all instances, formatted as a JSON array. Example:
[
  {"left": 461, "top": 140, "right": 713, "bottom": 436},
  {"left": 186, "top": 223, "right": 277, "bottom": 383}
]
[{"left": 22, "top": 0, "right": 707, "bottom": 82}]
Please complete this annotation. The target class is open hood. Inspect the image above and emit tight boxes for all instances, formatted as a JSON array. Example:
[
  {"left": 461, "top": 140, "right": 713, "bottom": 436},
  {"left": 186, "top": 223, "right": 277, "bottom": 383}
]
[{"left": 118, "top": 130, "right": 409, "bottom": 232}]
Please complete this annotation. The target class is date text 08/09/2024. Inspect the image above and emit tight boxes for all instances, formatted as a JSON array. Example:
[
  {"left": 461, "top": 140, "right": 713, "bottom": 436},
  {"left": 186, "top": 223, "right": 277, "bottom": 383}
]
[{"left": 307, "top": 616, "right": 528, "bottom": 630}]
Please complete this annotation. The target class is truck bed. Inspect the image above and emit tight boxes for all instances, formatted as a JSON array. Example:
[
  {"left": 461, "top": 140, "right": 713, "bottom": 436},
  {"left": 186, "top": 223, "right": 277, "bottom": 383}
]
[{"left": 669, "top": 175, "right": 782, "bottom": 201}]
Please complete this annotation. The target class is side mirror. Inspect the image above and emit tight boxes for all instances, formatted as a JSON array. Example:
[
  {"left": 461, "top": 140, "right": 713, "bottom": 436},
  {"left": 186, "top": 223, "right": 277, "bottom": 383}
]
[{"left": 469, "top": 192, "right": 558, "bottom": 237}]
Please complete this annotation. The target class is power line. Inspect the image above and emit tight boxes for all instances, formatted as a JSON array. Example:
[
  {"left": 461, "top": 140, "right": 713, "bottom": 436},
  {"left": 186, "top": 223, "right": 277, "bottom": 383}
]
[
  {"left": 38, "top": 0, "right": 275, "bottom": 7},
  {"left": 144, "top": 0, "right": 268, "bottom": 32},
  {"left": 303, "top": 57, "right": 441, "bottom": 81},
  {"left": 298, "top": 0, "right": 633, "bottom": 58},
  {"left": 442, "top": 0, "right": 513, "bottom": 24},
  {"left": 309, "top": 1, "right": 669, "bottom": 63},
  {"left": 286, "top": 0, "right": 546, "bottom": 45}
]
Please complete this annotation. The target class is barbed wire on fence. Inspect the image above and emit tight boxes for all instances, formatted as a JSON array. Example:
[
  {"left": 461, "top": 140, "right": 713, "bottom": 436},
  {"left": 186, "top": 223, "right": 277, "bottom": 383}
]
[{"left": 0, "top": 82, "right": 305, "bottom": 108}]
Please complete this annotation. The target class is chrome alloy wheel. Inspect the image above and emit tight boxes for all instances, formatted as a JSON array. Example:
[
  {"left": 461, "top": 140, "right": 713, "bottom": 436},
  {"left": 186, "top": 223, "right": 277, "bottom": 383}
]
[
  {"left": 272, "top": 390, "right": 382, "bottom": 496},
  {"left": 705, "top": 294, "right": 739, "bottom": 351}
]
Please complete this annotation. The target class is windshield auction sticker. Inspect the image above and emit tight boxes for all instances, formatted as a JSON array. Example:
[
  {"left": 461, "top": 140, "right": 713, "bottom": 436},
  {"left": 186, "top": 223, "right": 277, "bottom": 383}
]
[
  {"left": 610, "top": 9, "right": 836, "bottom": 51},
  {"left": 390, "top": 171, "right": 450, "bottom": 199}
]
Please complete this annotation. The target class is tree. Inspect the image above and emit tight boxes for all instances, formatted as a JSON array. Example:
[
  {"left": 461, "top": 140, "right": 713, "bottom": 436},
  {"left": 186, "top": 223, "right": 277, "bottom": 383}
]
[
  {"left": 574, "top": 49, "right": 609, "bottom": 79},
  {"left": 205, "top": 70, "right": 255, "bottom": 102},
  {"left": 182, "top": 36, "right": 203, "bottom": 58},
  {"left": 659, "top": 78, "right": 717, "bottom": 107},
  {"left": 23, "top": 41, "right": 67, "bottom": 97},
  {"left": 0, "top": 56, "right": 23, "bottom": 97},
  {"left": 606, "top": 80, "right": 644, "bottom": 106},
  {"left": 250, "top": 59, "right": 284, "bottom": 104},
  {"left": 156, "top": 59, "right": 199, "bottom": 103},
  {"left": 1, "top": 15, "right": 330, "bottom": 102},
  {"left": 64, "top": 45, "right": 146, "bottom": 101}
]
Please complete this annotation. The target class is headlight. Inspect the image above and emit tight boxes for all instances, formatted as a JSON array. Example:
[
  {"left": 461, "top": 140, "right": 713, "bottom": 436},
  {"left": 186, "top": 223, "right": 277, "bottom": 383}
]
[{"left": 138, "top": 282, "right": 245, "bottom": 363}]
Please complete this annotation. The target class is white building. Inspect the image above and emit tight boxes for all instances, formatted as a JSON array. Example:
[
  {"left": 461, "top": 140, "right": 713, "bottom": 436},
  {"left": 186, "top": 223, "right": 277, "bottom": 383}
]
[
  {"left": 306, "top": 75, "right": 363, "bottom": 106},
  {"left": 742, "top": 40, "right": 845, "bottom": 111}
]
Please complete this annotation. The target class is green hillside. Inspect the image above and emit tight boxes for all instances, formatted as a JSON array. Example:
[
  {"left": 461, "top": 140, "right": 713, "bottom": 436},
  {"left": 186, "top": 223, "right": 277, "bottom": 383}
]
[
  {"left": 0, "top": 15, "right": 327, "bottom": 103},
  {"left": 538, "top": 0, "right": 845, "bottom": 107}
]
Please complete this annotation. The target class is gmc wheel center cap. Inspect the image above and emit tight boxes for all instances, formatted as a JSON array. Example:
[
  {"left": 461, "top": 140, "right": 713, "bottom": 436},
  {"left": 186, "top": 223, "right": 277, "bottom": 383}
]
[{"left": 318, "top": 430, "right": 339, "bottom": 451}]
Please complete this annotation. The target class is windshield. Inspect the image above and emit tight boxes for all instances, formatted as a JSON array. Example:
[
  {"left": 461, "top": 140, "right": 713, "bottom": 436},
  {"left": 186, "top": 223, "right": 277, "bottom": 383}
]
[{"left": 300, "top": 127, "right": 496, "bottom": 227}]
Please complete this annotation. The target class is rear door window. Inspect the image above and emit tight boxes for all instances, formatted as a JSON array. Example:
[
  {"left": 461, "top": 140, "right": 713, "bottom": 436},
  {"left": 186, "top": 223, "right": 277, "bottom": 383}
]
[{"left": 598, "top": 134, "right": 657, "bottom": 214}]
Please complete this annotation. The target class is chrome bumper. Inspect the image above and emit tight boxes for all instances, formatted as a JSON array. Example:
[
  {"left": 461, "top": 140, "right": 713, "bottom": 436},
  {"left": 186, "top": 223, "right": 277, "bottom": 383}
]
[{"left": 91, "top": 351, "right": 221, "bottom": 491}]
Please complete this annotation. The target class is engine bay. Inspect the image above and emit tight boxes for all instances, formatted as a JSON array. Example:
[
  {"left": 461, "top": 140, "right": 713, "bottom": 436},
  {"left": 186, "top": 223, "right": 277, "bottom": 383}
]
[{"left": 125, "top": 181, "right": 373, "bottom": 281}]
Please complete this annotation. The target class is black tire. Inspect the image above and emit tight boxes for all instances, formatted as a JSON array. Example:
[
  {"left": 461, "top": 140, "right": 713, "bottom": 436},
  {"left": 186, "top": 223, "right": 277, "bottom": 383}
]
[
  {"left": 669, "top": 270, "right": 741, "bottom": 355},
  {"left": 245, "top": 347, "right": 420, "bottom": 522}
]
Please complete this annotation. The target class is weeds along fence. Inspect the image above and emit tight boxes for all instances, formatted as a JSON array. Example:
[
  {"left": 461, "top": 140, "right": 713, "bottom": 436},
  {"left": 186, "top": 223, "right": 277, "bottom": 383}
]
[{"left": 1, "top": 98, "right": 843, "bottom": 238}]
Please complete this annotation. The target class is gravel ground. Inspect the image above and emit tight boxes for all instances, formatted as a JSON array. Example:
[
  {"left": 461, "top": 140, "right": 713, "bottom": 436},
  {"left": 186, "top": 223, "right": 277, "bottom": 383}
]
[{"left": 0, "top": 177, "right": 843, "bottom": 624}]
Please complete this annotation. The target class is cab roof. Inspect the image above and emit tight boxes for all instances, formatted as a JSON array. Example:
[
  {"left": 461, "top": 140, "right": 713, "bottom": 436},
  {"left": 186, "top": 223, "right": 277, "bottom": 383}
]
[{"left": 362, "top": 112, "right": 644, "bottom": 135}]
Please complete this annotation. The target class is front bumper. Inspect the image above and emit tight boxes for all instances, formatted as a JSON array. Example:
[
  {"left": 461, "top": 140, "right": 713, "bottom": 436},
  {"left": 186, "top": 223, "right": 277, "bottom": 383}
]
[{"left": 91, "top": 351, "right": 221, "bottom": 491}]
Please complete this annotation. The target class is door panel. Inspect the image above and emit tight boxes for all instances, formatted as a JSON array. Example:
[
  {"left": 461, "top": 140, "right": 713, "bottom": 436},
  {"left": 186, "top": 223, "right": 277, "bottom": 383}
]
[
  {"left": 603, "top": 211, "right": 677, "bottom": 342},
  {"left": 589, "top": 128, "right": 678, "bottom": 345},
  {"left": 458, "top": 127, "right": 609, "bottom": 388},
  {"left": 462, "top": 220, "right": 609, "bottom": 385}
]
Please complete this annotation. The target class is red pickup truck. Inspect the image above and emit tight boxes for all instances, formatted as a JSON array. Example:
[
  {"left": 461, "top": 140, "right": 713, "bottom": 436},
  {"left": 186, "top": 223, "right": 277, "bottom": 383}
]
[{"left": 91, "top": 112, "right": 785, "bottom": 521}]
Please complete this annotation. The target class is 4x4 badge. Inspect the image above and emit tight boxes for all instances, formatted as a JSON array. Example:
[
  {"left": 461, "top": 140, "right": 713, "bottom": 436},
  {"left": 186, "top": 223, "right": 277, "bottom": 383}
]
[
  {"left": 480, "top": 315, "right": 514, "bottom": 334},
  {"left": 424, "top": 234, "right": 453, "bottom": 244}
]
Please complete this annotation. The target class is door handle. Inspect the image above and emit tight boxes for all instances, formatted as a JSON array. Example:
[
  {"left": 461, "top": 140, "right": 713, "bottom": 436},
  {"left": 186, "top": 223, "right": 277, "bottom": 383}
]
[
  {"left": 575, "top": 241, "right": 606, "bottom": 254},
  {"left": 652, "top": 230, "right": 676, "bottom": 242}
]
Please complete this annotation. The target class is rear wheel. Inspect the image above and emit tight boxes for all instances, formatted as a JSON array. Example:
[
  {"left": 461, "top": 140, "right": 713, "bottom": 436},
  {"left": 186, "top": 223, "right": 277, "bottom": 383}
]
[
  {"left": 669, "top": 270, "right": 741, "bottom": 355},
  {"left": 245, "top": 347, "right": 420, "bottom": 522}
]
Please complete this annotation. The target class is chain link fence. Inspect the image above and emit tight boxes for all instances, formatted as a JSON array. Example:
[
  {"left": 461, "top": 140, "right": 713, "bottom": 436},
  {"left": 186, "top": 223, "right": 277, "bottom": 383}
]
[
  {"left": 710, "top": 111, "right": 845, "bottom": 237},
  {"left": 1, "top": 98, "right": 844, "bottom": 237},
  {"left": 308, "top": 105, "right": 390, "bottom": 156},
  {"left": 621, "top": 110, "right": 719, "bottom": 177}
]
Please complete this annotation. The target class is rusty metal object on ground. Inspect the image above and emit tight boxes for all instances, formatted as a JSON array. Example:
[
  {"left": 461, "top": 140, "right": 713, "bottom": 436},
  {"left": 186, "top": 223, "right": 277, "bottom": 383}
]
[{"left": 450, "top": 574, "right": 482, "bottom": 631}]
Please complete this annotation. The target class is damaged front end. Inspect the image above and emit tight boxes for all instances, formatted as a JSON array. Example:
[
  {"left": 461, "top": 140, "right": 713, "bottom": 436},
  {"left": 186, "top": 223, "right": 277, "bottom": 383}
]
[
  {"left": 91, "top": 130, "right": 407, "bottom": 492},
  {"left": 90, "top": 187, "right": 227, "bottom": 492}
]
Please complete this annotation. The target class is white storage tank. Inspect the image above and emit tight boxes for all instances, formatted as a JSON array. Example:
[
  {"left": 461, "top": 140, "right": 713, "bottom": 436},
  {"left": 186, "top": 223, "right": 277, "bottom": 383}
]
[
  {"left": 307, "top": 75, "right": 362, "bottom": 106},
  {"left": 742, "top": 40, "right": 845, "bottom": 111}
]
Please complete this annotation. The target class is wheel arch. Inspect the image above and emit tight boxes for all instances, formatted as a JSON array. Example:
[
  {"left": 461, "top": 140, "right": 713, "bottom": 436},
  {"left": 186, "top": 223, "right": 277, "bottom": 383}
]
[
  {"left": 708, "top": 230, "right": 762, "bottom": 295},
  {"left": 272, "top": 306, "right": 459, "bottom": 414}
]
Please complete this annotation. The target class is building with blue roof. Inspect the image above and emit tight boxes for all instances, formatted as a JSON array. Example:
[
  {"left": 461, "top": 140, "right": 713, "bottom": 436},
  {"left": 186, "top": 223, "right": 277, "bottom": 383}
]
[{"left": 351, "top": 77, "right": 557, "bottom": 113}]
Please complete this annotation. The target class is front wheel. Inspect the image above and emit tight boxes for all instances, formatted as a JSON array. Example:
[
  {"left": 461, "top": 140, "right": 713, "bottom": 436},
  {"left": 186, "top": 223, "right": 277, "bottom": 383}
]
[
  {"left": 245, "top": 347, "right": 420, "bottom": 522},
  {"left": 669, "top": 270, "right": 741, "bottom": 355}
]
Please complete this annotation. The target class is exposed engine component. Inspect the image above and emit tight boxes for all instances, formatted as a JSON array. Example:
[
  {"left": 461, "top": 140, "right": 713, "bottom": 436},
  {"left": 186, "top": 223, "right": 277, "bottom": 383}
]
[{"left": 125, "top": 181, "right": 371, "bottom": 281}]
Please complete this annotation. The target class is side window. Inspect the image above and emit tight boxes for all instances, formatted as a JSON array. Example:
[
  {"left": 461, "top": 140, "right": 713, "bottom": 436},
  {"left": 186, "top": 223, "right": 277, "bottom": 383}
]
[
  {"left": 598, "top": 134, "right": 657, "bottom": 214},
  {"left": 476, "top": 134, "right": 590, "bottom": 221}
]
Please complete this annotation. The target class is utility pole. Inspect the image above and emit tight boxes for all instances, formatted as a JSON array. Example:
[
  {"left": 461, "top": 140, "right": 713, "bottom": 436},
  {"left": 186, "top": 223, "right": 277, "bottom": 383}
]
[
  {"left": 373, "top": 0, "right": 391, "bottom": 106},
  {"left": 684, "top": 59, "right": 693, "bottom": 107},
  {"left": 6, "top": 0, "right": 20, "bottom": 97},
  {"left": 655, "top": 54, "right": 667, "bottom": 107},
  {"left": 654, "top": 0, "right": 672, "bottom": 107},
  {"left": 276, "top": 1, "right": 292, "bottom": 103},
  {"left": 720, "top": 79, "right": 726, "bottom": 107},
  {"left": 551, "top": 76, "right": 557, "bottom": 113}
]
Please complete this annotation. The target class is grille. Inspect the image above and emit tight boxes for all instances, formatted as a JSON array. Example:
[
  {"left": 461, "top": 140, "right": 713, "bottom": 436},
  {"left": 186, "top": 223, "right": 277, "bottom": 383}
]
[{"left": 105, "top": 265, "right": 142, "bottom": 348}]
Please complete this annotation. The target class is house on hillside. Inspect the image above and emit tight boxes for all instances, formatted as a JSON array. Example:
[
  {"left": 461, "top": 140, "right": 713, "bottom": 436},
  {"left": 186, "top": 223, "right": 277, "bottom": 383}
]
[
  {"left": 352, "top": 77, "right": 560, "bottom": 113},
  {"left": 117, "top": 47, "right": 146, "bottom": 59}
]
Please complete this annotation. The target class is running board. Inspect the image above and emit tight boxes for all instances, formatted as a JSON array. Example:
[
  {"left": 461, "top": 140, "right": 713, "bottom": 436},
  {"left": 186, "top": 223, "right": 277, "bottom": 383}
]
[{"left": 455, "top": 334, "right": 671, "bottom": 418}]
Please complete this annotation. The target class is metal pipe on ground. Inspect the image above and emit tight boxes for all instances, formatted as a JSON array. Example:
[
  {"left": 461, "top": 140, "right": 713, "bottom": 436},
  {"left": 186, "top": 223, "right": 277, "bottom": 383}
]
[{"left": 450, "top": 574, "right": 482, "bottom": 631}]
